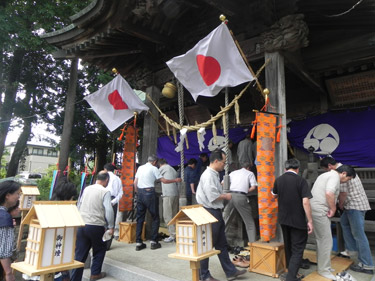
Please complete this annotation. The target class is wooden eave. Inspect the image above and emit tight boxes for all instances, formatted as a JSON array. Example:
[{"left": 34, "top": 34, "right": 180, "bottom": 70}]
[
  {"left": 21, "top": 186, "right": 40, "bottom": 196},
  {"left": 168, "top": 205, "right": 218, "bottom": 226},
  {"left": 22, "top": 201, "right": 85, "bottom": 228}
]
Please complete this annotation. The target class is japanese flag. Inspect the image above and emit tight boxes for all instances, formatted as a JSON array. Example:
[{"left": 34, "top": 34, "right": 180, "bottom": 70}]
[
  {"left": 166, "top": 23, "right": 254, "bottom": 101},
  {"left": 84, "top": 75, "right": 149, "bottom": 131}
]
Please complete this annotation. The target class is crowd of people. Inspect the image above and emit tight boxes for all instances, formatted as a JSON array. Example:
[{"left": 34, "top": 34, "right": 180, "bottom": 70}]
[{"left": 0, "top": 134, "right": 374, "bottom": 281}]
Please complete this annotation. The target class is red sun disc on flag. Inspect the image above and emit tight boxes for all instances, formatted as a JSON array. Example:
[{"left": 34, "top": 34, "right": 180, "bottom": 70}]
[
  {"left": 108, "top": 90, "right": 129, "bottom": 110},
  {"left": 196, "top": 55, "right": 221, "bottom": 86}
]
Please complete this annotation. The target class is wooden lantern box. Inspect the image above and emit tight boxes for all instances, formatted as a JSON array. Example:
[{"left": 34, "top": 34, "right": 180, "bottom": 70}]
[
  {"left": 20, "top": 186, "right": 40, "bottom": 211},
  {"left": 21, "top": 201, "right": 85, "bottom": 270},
  {"left": 119, "top": 222, "right": 146, "bottom": 243},
  {"left": 249, "top": 241, "right": 286, "bottom": 277},
  {"left": 168, "top": 205, "right": 218, "bottom": 259}
]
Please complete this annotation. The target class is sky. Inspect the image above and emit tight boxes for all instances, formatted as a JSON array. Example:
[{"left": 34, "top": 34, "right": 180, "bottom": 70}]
[{"left": 5, "top": 122, "right": 60, "bottom": 147}]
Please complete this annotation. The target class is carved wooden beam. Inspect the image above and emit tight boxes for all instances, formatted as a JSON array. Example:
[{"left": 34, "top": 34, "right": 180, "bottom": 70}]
[
  {"left": 196, "top": 0, "right": 245, "bottom": 16},
  {"left": 117, "top": 22, "right": 170, "bottom": 45}
]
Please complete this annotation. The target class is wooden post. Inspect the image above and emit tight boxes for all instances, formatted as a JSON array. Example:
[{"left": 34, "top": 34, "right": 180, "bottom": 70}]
[
  {"left": 190, "top": 261, "right": 200, "bottom": 281},
  {"left": 16, "top": 210, "right": 28, "bottom": 251},
  {"left": 142, "top": 86, "right": 160, "bottom": 164},
  {"left": 265, "top": 52, "right": 287, "bottom": 178},
  {"left": 142, "top": 86, "right": 161, "bottom": 239}
]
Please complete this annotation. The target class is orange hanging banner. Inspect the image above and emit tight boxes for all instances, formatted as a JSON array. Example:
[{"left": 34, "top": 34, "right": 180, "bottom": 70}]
[
  {"left": 256, "top": 112, "right": 278, "bottom": 241},
  {"left": 119, "top": 125, "right": 137, "bottom": 212}
]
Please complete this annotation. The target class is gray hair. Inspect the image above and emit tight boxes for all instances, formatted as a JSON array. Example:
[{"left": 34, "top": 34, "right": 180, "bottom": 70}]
[
  {"left": 148, "top": 155, "right": 158, "bottom": 162},
  {"left": 241, "top": 162, "right": 252, "bottom": 169}
]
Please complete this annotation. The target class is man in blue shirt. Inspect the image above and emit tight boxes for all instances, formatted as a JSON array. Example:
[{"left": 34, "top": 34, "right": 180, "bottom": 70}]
[{"left": 185, "top": 158, "right": 199, "bottom": 205}]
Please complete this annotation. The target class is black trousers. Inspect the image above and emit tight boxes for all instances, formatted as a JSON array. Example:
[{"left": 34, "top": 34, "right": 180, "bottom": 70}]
[
  {"left": 281, "top": 224, "right": 308, "bottom": 281},
  {"left": 71, "top": 225, "right": 106, "bottom": 281}
]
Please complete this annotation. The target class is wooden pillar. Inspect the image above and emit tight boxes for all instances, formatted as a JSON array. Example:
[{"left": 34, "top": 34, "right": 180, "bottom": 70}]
[
  {"left": 142, "top": 86, "right": 160, "bottom": 240},
  {"left": 190, "top": 261, "right": 200, "bottom": 281},
  {"left": 141, "top": 86, "right": 160, "bottom": 164},
  {"left": 265, "top": 52, "right": 287, "bottom": 178}
]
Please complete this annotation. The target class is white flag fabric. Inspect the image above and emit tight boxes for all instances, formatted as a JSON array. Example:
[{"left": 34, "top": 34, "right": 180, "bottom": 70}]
[
  {"left": 84, "top": 75, "right": 149, "bottom": 131},
  {"left": 166, "top": 23, "right": 254, "bottom": 101}
]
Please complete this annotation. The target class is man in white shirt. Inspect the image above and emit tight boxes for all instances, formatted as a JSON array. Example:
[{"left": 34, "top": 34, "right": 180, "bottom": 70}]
[
  {"left": 134, "top": 155, "right": 181, "bottom": 251},
  {"left": 196, "top": 149, "right": 246, "bottom": 281},
  {"left": 158, "top": 158, "right": 179, "bottom": 243},
  {"left": 227, "top": 162, "right": 257, "bottom": 243},
  {"left": 310, "top": 164, "right": 356, "bottom": 280},
  {"left": 103, "top": 163, "right": 123, "bottom": 245}
]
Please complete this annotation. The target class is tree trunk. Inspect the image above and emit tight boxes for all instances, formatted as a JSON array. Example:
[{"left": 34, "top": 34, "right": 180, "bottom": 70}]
[
  {"left": 6, "top": 118, "right": 32, "bottom": 176},
  {"left": 0, "top": 49, "right": 25, "bottom": 166},
  {"left": 96, "top": 123, "right": 109, "bottom": 173},
  {"left": 58, "top": 58, "right": 78, "bottom": 176}
]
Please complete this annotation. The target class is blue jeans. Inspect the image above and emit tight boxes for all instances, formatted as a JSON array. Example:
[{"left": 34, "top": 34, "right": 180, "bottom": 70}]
[
  {"left": 340, "top": 209, "right": 374, "bottom": 267},
  {"left": 200, "top": 208, "right": 237, "bottom": 280},
  {"left": 136, "top": 188, "right": 160, "bottom": 243}
]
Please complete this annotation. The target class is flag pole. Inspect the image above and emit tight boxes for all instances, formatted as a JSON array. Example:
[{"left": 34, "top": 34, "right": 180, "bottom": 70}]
[{"left": 220, "top": 14, "right": 263, "bottom": 93}]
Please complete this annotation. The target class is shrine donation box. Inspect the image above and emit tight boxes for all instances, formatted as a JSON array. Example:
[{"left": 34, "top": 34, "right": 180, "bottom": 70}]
[
  {"left": 249, "top": 241, "right": 286, "bottom": 277},
  {"left": 22, "top": 201, "right": 85, "bottom": 269},
  {"left": 168, "top": 205, "right": 218, "bottom": 259},
  {"left": 20, "top": 186, "right": 40, "bottom": 210}
]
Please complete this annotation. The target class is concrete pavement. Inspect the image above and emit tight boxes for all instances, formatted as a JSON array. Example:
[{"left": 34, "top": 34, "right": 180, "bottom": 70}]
[{"left": 82, "top": 239, "right": 374, "bottom": 281}]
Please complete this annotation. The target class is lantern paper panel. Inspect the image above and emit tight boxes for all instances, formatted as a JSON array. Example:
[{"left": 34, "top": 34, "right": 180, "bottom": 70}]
[
  {"left": 41, "top": 228, "right": 55, "bottom": 267},
  {"left": 197, "top": 224, "right": 212, "bottom": 255},
  {"left": 25, "top": 225, "right": 41, "bottom": 267},
  {"left": 53, "top": 228, "right": 64, "bottom": 265},
  {"left": 178, "top": 224, "right": 194, "bottom": 256},
  {"left": 62, "top": 227, "right": 74, "bottom": 263},
  {"left": 22, "top": 195, "right": 37, "bottom": 209}
]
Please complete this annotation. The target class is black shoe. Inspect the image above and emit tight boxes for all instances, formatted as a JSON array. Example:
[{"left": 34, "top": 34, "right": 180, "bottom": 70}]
[
  {"left": 350, "top": 264, "right": 374, "bottom": 275},
  {"left": 151, "top": 242, "right": 162, "bottom": 250},
  {"left": 135, "top": 243, "right": 146, "bottom": 251},
  {"left": 227, "top": 269, "right": 246, "bottom": 280},
  {"left": 300, "top": 258, "right": 310, "bottom": 269},
  {"left": 280, "top": 272, "right": 304, "bottom": 281}
]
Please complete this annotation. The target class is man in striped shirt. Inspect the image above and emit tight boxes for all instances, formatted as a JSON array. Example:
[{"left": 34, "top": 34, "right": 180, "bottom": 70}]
[{"left": 321, "top": 156, "right": 374, "bottom": 275}]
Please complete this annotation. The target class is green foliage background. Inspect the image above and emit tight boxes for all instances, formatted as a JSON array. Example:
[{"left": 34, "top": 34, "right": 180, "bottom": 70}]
[{"left": 37, "top": 166, "right": 81, "bottom": 201}]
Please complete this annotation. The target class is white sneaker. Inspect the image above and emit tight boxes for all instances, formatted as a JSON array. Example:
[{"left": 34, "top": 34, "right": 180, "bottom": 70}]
[
  {"left": 340, "top": 250, "right": 350, "bottom": 257},
  {"left": 318, "top": 271, "right": 337, "bottom": 280},
  {"left": 163, "top": 236, "right": 175, "bottom": 243},
  {"left": 336, "top": 271, "right": 357, "bottom": 281}
]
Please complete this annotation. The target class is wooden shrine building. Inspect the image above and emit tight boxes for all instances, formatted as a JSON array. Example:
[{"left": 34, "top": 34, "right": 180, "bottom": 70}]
[{"left": 41, "top": 0, "right": 375, "bottom": 244}]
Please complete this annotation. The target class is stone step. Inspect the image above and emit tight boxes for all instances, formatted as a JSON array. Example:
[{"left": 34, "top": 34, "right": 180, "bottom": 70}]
[
  {"left": 83, "top": 269, "right": 120, "bottom": 281},
  {"left": 82, "top": 256, "right": 179, "bottom": 281}
]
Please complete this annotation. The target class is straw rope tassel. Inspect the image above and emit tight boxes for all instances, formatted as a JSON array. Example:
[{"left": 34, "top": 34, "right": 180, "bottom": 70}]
[
  {"left": 166, "top": 120, "right": 170, "bottom": 136},
  {"left": 212, "top": 116, "right": 217, "bottom": 144},
  {"left": 221, "top": 106, "right": 227, "bottom": 135},
  {"left": 173, "top": 127, "right": 177, "bottom": 144},
  {"left": 235, "top": 98, "right": 240, "bottom": 124}
]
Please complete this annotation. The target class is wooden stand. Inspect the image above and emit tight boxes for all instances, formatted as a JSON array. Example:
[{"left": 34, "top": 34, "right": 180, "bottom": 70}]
[
  {"left": 16, "top": 210, "right": 28, "bottom": 251},
  {"left": 169, "top": 250, "right": 220, "bottom": 281},
  {"left": 249, "top": 241, "right": 286, "bottom": 277},
  {"left": 119, "top": 222, "right": 145, "bottom": 243},
  {"left": 12, "top": 260, "right": 84, "bottom": 281}
]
